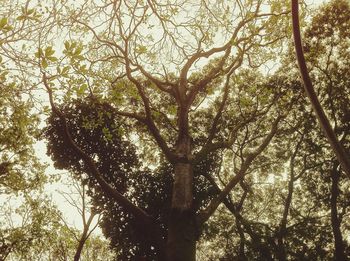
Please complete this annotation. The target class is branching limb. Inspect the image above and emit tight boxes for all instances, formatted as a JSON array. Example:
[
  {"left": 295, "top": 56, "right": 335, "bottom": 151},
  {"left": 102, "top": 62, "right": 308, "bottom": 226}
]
[
  {"left": 291, "top": 0, "right": 350, "bottom": 178},
  {"left": 42, "top": 72, "right": 154, "bottom": 226},
  {"left": 197, "top": 116, "right": 282, "bottom": 225}
]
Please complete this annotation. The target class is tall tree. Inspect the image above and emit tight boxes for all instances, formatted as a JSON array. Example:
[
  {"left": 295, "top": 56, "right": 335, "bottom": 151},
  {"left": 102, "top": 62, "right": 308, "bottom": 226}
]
[
  {"left": 40, "top": 1, "right": 292, "bottom": 259},
  {"left": 300, "top": 1, "right": 350, "bottom": 259}
]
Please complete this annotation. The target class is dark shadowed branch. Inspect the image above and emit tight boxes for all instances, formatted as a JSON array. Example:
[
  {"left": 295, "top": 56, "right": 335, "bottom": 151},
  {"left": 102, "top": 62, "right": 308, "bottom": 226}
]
[{"left": 291, "top": 0, "right": 350, "bottom": 178}]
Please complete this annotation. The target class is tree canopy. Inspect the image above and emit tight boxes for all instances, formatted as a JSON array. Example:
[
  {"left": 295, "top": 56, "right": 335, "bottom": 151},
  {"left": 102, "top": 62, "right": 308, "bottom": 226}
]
[{"left": 1, "top": 0, "right": 350, "bottom": 260}]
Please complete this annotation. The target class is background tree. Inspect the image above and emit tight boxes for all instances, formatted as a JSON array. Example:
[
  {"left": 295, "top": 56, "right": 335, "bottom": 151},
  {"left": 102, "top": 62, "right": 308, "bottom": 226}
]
[
  {"left": 0, "top": 195, "right": 61, "bottom": 260},
  {"left": 194, "top": 1, "right": 350, "bottom": 259},
  {"left": 292, "top": 0, "right": 350, "bottom": 177},
  {"left": 0, "top": 2, "right": 114, "bottom": 260},
  {"left": 0, "top": 0, "right": 46, "bottom": 195},
  {"left": 57, "top": 175, "right": 103, "bottom": 261}
]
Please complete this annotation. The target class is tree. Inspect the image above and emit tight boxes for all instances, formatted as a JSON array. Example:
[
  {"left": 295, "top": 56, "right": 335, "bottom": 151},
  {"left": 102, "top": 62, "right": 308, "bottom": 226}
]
[
  {"left": 38, "top": 1, "right": 293, "bottom": 259},
  {"left": 1, "top": 2, "right": 50, "bottom": 259},
  {"left": 45, "top": 99, "right": 220, "bottom": 259},
  {"left": 184, "top": 1, "right": 350, "bottom": 259},
  {"left": 43, "top": 60, "right": 294, "bottom": 260},
  {"left": 1, "top": 181, "right": 115, "bottom": 261},
  {"left": 0, "top": 0, "right": 46, "bottom": 194},
  {"left": 2, "top": 0, "right": 349, "bottom": 260},
  {"left": 0, "top": 195, "right": 62, "bottom": 261},
  {"left": 56, "top": 175, "right": 103, "bottom": 261},
  {"left": 207, "top": 1, "right": 350, "bottom": 259},
  {"left": 1, "top": 3, "right": 114, "bottom": 260},
  {"left": 299, "top": 1, "right": 350, "bottom": 259},
  {"left": 291, "top": 0, "right": 350, "bottom": 178}
]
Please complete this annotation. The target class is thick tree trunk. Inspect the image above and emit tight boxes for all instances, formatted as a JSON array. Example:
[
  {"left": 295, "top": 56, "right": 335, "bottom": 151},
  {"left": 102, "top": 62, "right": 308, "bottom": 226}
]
[
  {"left": 330, "top": 163, "right": 347, "bottom": 261},
  {"left": 166, "top": 136, "right": 197, "bottom": 261},
  {"left": 166, "top": 204, "right": 197, "bottom": 261}
]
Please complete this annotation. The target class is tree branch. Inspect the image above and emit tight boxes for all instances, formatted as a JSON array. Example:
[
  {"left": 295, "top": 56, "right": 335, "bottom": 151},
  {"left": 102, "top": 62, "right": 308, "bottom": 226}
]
[
  {"left": 291, "top": 0, "right": 350, "bottom": 178},
  {"left": 42, "top": 72, "right": 154, "bottom": 226},
  {"left": 197, "top": 116, "right": 282, "bottom": 225}
]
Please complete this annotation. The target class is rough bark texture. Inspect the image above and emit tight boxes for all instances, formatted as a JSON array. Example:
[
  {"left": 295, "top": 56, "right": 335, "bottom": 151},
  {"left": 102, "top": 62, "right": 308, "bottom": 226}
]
[
  {"left": 166, "top": 136, "right": 196, "bottom": 261},
  {"left": 166, "top": 207, "right": 197, "bottom": 261},
  {"left": 74, "top": 237, "right": 87, "bottom": 261},
  {"left": 172, "top": 163, "right": 193, "bottom": 211}
]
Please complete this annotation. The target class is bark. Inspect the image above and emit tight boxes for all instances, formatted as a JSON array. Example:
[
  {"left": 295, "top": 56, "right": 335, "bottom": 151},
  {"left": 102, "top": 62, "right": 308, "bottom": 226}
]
[
  {"left": 74, "top": 237, "right": 87, "bottom": 261},
  {"left": 166, "top": 136, "right": 197, "bottom": 261},
  {"left": 236, "top": 221, "right": 247, "bottom": 261},
  {"left": 330, "top": 163, "right": 347, "bottom": 261},
  {"left": 166, "top": 206, "right": 197, "bottom": 261}
]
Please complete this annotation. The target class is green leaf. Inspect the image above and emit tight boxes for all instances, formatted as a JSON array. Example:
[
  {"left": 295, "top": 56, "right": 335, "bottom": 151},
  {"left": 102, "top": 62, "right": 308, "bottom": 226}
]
[
  {"left": 41, "top": 59, "right": 48, "bottom": 69},
  {"left": 76, "top": 84, "right": 87, "bottom": 96},
  {"left": 61, "top": 66, "right": 70, "bottom": 77},
  {"left": 0, "top": 17, "right": 8, "bottom": 28},
  {"left": 136, "top": 45, "right": 147, "bottom": 54},
  {"left": 27, "top": 9, "right": 35, "bottom": 15},
  {"left": 64, "top": 41, "right": 70, "bottom": 50},
  {"left": 74, "top": 46, "right": 83, "bottom": 55},
  {"left": 47, "top": 56, "right": 58, "bottom": 62},
  {"left": 35, "top": 48, "right": 43, "bottom": 58},
  {"left": 16, "top": 15, "right": 26, "bottom": 21},
  {"left": 45, "top": 46, "right": 55, "bottom": 57},
  {"left": 3, "top": 25, "right": 13, "bottom": 31}
]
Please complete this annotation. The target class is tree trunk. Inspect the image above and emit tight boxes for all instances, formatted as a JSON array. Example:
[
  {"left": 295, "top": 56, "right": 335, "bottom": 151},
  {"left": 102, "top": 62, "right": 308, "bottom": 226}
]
[
  {"left": 330, "top": 163, "right": 347, "bottom": 261},
  {"left": 74, "top": 237, "right": 86, "bottom": 261},
  {"left": 166, "top": 136, "right": 197, "bottom": 261},
  {"left": 276, "top": 171, "right": 295, "bottom": 261},
  {"left": 236, "top": 221, "right": 248, "bottom": 261}
]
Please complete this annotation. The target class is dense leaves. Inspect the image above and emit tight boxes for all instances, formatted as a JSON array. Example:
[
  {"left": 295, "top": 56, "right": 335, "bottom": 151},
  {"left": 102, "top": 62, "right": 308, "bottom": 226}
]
[{"left": 44, "top": 99, "right": 221, "bottom": 259}]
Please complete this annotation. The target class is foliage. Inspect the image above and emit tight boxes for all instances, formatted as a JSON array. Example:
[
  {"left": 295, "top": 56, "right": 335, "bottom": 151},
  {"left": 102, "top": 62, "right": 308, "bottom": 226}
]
[
  {"left": 44, "top": 98, "right": 220, "bottom": 259},
  {"left": 1, "top": 0, "right": 350, "bottom": 260},
  {"left": 0, "top": 10, "right": 45, "bottom": 193}
]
